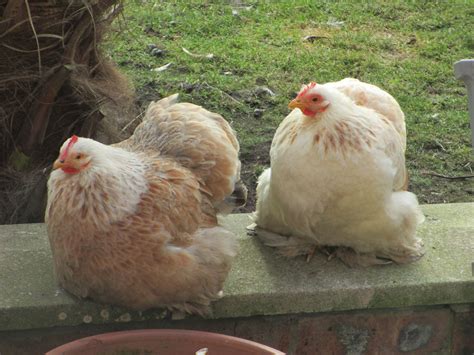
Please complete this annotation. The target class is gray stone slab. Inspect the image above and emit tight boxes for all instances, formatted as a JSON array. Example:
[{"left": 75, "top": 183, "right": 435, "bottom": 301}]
[
  {"left": 0, "top": 203, "right": 473, "bottom": 331},
  {"left": 454, "top": 59, "right": 474, "bottom": 148}
]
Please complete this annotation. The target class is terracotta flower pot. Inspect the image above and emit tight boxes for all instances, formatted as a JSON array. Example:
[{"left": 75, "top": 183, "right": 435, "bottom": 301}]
[{"left": 46, "top": 329, "right": 285, "bottom": 355}]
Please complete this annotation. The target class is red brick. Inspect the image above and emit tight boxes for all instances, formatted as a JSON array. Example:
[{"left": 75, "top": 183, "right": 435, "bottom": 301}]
[
  {"left": 295, "top": 308, "right": 452, "bottom": 355},
  {"left": 452, "top": 306, "right": 474, "bottom": 355},
  {"left": 234, "top": 316, "right": 294, "bottom": 353}
]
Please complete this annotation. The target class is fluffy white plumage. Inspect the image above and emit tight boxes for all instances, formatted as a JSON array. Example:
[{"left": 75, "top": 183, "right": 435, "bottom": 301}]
[{"left": 251, "top": 79, "right": 424, "bottom": 267}]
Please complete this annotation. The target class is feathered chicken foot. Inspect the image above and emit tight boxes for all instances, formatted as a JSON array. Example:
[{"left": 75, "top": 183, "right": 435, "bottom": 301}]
[
  {"left": 246, "top": 223, "right": 258, "bottom": 236},
  {"left": 321, "top": 246, "right": 338, "bottom": 261},
  {"left": 317, "top": 246, "right": 343, "bottom": 265},
  {"left": 335, "top": 247, "right": 392, "bottom": 268},
  {"left": 248, "top": 223, "right": 317, "bottom": 259},
  {"left": 305, "top": 245, "right": 317, "bottom": 262}
]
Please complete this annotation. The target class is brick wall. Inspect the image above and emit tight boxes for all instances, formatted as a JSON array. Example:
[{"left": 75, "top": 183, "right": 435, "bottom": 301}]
[{"left": 1, "top": 304, "right": 472, "bottom": 354}]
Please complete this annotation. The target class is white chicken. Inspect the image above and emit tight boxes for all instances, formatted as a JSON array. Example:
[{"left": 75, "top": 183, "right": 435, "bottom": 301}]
[
  {"left": 46, "top": 94, "right": 245, "bottom": 315},
  {"left": 250, "top": 79, "right": 424, "bottom": 267}
]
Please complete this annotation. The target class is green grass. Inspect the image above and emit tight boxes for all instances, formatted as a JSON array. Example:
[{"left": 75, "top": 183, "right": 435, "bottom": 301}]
[{"left": 103, "top": 1, "right": 474, "bottom": 208}]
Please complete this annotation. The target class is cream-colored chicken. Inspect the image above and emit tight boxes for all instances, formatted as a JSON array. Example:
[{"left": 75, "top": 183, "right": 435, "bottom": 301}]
[
  {"left": 250, "top": 80, "right": 424, "bottom": 267},
  {"left": 46, "top": 95, "right": 245, "bottom": 315}
]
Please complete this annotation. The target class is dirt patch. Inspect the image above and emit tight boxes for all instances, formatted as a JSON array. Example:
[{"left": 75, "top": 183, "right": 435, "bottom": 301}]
[
  {"left": 411, "top": 177, "right": 473, "bottom": 205},
  {"left": 237, "top": 141, "right": 271, "bottom": 213}
]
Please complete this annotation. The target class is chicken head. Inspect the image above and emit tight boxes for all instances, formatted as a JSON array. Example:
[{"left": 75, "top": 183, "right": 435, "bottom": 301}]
[
  {"left": 288, "top": 82, "right": 330, "bottom": 117},
  {"left": 53, "top": 135, "right": 92, "bottom": 174}
]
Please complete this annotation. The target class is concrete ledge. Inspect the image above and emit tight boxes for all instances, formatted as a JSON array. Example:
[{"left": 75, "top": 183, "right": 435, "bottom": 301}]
[{"left": 0, "top": 203, "right": 473, "bottom": 334}]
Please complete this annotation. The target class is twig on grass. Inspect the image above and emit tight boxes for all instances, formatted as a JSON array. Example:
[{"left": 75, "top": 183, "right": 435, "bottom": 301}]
[
  {"left": 201, "top": 82, "right": 245, "bottom": 107},
  {"left": 421, "top": 171, "right": 474, "bottom": 180}
]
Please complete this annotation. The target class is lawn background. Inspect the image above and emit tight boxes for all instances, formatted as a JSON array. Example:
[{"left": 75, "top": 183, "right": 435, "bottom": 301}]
[{"left": 104, "top": 1, "right": 474, "bottom": 210}]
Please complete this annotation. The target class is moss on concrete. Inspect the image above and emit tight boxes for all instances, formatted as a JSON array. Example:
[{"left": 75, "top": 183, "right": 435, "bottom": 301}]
[{"left": 0, "top": 203, "right": 473, "bottom": 331}]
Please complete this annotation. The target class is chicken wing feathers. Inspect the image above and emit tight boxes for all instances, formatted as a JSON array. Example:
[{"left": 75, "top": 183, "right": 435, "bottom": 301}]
[
  {"left": 326, "top": 78, "right": 407, "bottom": 149},
  {"left": 117, "top": 95, "right": 244, "bottom": 209}
]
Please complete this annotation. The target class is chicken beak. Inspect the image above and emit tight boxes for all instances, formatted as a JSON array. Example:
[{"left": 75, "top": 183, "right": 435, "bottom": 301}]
[
  {"left": 53, "top": 159, "right": 64, "bottom": 170},
  {"left": 288, "top": 98, "right": 304, "bottom": 110}
]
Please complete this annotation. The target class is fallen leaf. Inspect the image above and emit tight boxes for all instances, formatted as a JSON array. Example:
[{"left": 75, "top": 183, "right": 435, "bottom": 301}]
[
  {"left": 255, "top": 86, "right": 276, "bottom": 97},
  {"left": 151, "top": 62, "right": 172, "bottom": 72},
  {"left": 303, "top": 35, "right": 329, "bottom": 42},
  {"left": 406, "top": 36, "right": 417, "bottom": 45},
  {"left": 182, "top": 47, "right": 214, "bottom": 59},
  {"left": 254, "top": 108, "right": 265, "bottom": 118},
  {"left": 150, "top": 48, "right": 166, "bottom": 57},
  {"left": 327, "top": 18, "right": 344, "bottom": 28}
]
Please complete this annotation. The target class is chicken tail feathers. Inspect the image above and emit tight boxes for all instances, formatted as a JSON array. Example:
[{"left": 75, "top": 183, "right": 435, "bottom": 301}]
[
  {"left": 145, "top": 93, "right": 180, "bottom": 119},
  {"left": 137, "top": 94, "right": 243, "bottom": 208},
  {"left": 377, "top": 191, "right": 425, "bottom": 264}
]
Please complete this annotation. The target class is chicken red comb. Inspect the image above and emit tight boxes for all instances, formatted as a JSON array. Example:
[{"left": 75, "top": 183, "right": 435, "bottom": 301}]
[
  {"left": 297, "top": 82, "right": 317, "bottom": 98},
  {"left": 60, "top": 135, "right": 78, "bottom": 161}
]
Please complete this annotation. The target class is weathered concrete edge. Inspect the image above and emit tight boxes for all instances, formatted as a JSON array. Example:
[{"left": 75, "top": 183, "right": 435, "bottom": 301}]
[
  {"left": 214, "top": 280, "right": 474, "bottom": 318},
  {"left": 1, "top": 202, "right": 473, "bottom": 332},
  {"left": 1, "top": 284, "right": 474, "bottom": 333}
]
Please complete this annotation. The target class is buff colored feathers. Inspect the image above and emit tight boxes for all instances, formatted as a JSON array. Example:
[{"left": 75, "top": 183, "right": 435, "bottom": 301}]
[
  {"left": 46, "top": 94, "right": 245, "bottom": 315},
  {"left": 251, "top": 78, "right": 424, "bottom": 267}
]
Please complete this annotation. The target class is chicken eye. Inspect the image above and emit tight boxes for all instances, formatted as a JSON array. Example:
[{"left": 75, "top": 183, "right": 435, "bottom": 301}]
[
  {"left": 75, "top": 154, "right": 82, "bottom": 160},
  {"left": 312, "top": 97, "right": 319, "bottom": 102}
]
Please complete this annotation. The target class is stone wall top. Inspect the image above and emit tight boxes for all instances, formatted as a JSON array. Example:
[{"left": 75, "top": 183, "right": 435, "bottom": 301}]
[{"left": 0, "top": 203, "right": 473, "bottom": 331}]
